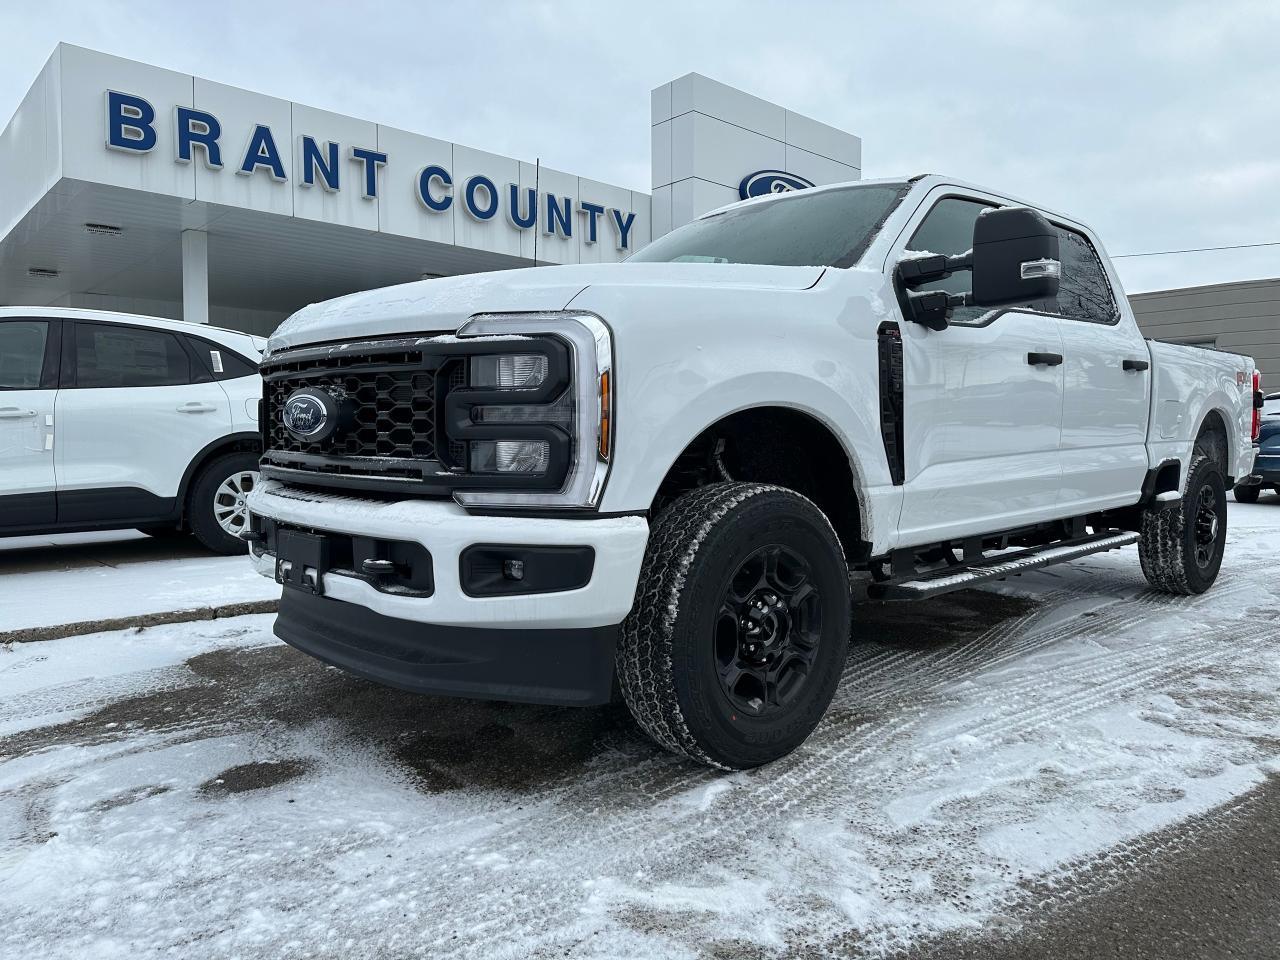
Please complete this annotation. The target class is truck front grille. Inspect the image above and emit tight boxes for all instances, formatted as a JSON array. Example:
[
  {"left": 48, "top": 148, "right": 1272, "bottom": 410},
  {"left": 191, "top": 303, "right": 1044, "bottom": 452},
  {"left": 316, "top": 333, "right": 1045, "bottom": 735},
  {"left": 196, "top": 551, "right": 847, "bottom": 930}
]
[
  {"left": 260, "top": 337, "right": 462, "bottom": 491},
  {"left": 265, "top": 370, "right": 438, "bottom": 459}
]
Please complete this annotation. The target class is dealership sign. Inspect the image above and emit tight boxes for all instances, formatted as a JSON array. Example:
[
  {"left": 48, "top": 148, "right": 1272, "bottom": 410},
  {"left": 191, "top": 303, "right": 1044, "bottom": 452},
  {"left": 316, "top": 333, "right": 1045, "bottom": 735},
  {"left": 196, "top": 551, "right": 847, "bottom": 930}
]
[
  {"left": 738, "top": 170, "right": 816, "bottom": 200},
  {"left": 104, "top": 91, "right": 638, "bottom": 249}
]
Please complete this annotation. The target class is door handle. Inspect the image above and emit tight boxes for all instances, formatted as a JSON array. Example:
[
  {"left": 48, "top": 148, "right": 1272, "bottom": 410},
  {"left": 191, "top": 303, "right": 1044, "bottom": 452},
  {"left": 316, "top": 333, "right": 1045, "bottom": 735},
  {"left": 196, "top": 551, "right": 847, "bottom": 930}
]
[
  {"left": 1027, "top": 352, "right": 1064, "bottom": 367},
  {"left": 177, "top": 402, "right": 217, "bottom": 413},
  {"left": 0, "top": 407, "right": 37, "bottom": 419},
  {"left": 1122, "top": 358, "right": 1150, "bottom": 372}
]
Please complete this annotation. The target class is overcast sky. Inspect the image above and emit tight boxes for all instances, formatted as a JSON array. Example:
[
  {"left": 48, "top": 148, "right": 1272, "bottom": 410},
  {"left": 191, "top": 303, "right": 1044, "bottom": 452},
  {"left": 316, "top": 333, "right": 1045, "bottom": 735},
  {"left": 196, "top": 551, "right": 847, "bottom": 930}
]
[{"left": 4, "top": 0, "right": 1278, "bottom": 293}]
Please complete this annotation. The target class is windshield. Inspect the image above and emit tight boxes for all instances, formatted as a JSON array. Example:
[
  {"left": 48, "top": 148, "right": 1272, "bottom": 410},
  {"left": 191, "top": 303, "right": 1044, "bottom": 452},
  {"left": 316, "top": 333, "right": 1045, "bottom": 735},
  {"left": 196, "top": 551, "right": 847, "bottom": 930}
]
[{"left": 630, "top": 182, "right": 910, "bottom": 268}]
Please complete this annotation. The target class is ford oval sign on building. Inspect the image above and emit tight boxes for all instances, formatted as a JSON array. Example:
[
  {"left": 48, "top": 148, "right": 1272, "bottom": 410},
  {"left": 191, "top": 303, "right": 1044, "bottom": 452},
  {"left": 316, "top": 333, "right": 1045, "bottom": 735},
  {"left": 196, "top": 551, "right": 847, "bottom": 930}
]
[{"left": 738, "top": 170, "right": 817, "bottom": 200}]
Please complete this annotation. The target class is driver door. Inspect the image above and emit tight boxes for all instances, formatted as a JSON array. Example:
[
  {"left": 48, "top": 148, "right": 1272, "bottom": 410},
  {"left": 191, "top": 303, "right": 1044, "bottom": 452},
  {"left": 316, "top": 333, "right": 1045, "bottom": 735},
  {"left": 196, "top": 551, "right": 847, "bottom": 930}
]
[{"left": 893, "top": 194, "right": 1066, "bottom": 545}]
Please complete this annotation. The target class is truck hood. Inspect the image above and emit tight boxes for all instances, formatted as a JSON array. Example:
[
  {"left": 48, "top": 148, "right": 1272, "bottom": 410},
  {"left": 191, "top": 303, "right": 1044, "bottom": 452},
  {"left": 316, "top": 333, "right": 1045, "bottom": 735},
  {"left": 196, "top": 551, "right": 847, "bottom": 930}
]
[{"left": 268, "top": 262, "right": 825, "bottom": 351}]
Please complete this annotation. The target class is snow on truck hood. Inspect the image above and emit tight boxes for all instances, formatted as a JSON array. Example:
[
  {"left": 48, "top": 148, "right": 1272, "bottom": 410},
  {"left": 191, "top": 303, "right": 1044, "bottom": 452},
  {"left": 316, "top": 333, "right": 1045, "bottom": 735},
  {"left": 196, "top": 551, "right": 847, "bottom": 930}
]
[{"left": 268, "top": 261, "right": 825, "bottom": 351}]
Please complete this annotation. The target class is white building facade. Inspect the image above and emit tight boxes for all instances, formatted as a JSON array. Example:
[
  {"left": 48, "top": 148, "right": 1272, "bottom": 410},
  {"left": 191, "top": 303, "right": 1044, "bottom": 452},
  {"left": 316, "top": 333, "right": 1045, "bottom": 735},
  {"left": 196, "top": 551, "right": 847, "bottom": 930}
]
[{"left": 0, "top": 45, "right": 862, "bottom": 335}]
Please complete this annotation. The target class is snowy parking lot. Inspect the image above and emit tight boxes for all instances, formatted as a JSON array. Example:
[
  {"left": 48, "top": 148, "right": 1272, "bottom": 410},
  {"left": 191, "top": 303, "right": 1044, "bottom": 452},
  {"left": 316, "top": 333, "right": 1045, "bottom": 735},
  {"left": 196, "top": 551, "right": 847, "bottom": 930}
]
[{"left": 1, "top": 502, "right": 1278, "bottom": 958}]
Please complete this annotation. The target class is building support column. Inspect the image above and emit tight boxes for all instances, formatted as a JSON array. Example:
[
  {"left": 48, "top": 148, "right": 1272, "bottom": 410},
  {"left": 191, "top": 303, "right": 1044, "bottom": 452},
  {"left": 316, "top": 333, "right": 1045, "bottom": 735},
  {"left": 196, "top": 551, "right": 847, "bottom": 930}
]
[{"left": 181, "top": 229, "right": 209, "bottom": 324}]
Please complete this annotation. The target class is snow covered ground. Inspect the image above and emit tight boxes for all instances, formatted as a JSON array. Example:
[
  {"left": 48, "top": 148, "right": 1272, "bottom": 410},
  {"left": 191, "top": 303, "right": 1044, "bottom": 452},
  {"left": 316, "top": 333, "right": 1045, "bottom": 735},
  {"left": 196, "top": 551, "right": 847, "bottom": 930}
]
[
  {"left": 0, "top": 531, "right": 278, "bottom": 636},
  {"left": 1, "top": 502, "right": 1278, "bottom": 958}
]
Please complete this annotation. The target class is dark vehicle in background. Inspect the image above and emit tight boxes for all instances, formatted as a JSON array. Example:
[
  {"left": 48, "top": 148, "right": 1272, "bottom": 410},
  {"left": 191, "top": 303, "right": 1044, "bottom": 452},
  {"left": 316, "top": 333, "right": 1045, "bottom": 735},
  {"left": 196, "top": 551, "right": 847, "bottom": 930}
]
[{"left": 1235, "top": 395, "right": 1280, "bottom": 502}]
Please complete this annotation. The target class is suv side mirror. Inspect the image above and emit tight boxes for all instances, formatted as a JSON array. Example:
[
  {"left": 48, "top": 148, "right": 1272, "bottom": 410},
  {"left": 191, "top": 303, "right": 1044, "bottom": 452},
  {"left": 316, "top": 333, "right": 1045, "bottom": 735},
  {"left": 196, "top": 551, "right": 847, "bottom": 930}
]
[{"left": 970, "top": 207, "right": 1060, "bottom": 307}]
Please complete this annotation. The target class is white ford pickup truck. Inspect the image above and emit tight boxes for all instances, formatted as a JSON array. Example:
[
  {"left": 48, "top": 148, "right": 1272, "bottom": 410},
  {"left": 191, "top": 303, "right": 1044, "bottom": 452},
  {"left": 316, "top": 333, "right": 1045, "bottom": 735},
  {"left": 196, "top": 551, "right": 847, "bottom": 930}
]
[{"left": 246, "top": 175, "right": 1261, "bottom": 769}]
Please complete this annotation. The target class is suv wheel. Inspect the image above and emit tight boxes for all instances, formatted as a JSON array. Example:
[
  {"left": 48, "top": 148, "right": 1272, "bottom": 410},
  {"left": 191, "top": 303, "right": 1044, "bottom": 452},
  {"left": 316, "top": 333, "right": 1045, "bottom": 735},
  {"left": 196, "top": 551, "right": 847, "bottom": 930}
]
[
  {"left": 1233, "top": 484, "right": 1260, "bottom": 504},
  {"left": 617, "top": 482, "right": 851, "bottom": 769},
  {"left": 188, "top": 452, "right": 260, "bottom": 555},
  {"left": 1139, "top": 454, "right": 1227, "bottom": 595}
]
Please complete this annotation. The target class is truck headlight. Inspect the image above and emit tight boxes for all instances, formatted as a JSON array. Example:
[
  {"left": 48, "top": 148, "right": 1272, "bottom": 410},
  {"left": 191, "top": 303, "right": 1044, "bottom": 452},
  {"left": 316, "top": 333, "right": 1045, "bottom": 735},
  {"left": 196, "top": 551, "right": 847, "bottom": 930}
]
[
  {"left": 470, "top": 354, "right": 548, "bottom": 390},
  {"left": 470, "top": 439, "right": 551, "bottom": 474},
  {"left": 452, "top": 312, "right": 613, "bottom": 510}
]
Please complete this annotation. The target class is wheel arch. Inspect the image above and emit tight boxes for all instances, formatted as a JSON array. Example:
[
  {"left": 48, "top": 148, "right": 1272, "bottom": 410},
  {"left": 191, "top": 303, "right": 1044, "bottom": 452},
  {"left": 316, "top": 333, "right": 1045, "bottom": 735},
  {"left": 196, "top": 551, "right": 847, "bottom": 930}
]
[
  {"left": 1193, "top": 405, "right": 1233, "bottom": 482},
  {"left": 177, "top": 432, "right": 262, "bottom": 523},
  {"left": 648, "top": 404, "right": 872, "bottom": 563}
]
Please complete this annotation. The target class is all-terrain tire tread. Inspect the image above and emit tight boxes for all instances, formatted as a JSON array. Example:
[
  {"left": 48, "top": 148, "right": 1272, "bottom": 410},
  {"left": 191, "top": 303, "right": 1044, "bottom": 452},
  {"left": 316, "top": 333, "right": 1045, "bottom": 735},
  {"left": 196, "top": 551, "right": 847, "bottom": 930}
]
[
  {"left": 1138, "top": 454, "right": 1216, "bottom": 596},
  {"left": 617, "top": 482, "right": 841, "bottom": 769}
]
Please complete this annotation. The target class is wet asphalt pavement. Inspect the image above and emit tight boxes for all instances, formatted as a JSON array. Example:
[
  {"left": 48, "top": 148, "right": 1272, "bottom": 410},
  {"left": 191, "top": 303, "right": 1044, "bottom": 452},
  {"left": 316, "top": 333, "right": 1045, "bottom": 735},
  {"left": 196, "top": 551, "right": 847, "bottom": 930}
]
[{"left": 904, "top": 772, "right": 1280, "bottom": 960}]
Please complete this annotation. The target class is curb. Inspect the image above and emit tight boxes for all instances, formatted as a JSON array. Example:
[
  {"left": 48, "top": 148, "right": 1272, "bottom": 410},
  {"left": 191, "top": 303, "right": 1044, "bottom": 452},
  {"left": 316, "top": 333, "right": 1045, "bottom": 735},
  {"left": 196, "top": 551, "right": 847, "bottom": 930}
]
[{"left": 2, "top": 599, "right": 280, "bottom": 644}]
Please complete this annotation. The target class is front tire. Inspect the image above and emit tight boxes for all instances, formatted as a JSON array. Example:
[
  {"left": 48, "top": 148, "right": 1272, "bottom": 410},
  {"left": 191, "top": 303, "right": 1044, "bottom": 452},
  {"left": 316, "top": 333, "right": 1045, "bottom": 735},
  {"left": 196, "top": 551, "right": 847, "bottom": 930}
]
[
  {"left": 617, "top": 483, "right": 851, "bottom": 769},
  {"left": 1139, "top": 455, "right": 1227, "bottom": 595},
  {"left": 188, "top": 452, "right": 260, "bottom": 555}
]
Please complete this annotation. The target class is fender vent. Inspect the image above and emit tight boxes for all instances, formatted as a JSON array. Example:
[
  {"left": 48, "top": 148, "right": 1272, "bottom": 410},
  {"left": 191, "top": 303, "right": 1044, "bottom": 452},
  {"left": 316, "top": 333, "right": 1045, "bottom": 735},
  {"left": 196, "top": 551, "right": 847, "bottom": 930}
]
[{"left": 877, "top": 322, "right": 905, "bottom": 485}]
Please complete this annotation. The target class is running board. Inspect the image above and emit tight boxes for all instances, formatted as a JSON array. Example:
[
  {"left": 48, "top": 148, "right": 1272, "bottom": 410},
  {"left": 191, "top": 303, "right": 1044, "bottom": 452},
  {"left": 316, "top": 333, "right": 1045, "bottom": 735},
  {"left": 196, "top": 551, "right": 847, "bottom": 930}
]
[{"left": 866, "top": 531, "right": 1140, "bottom": 601}]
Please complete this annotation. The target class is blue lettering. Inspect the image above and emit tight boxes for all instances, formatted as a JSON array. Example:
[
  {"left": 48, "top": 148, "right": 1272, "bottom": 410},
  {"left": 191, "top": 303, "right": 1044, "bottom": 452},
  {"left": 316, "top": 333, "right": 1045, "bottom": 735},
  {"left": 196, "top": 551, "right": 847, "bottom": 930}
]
[
  {"left": 464, "top": 175, "right": 499, "bottom": 220},
  {"left": 417, "top": 165, "right": 453, "bottom": 212},
  {"left": 508, "top": 184, "right": 537, "bottom": 229},
  {"left": 611, "top": 208, "right": 637, "bottom": 250},
  {"left": 300, "top": 136, "right": 339, "bottom": 190},
  {"left": 349, "top": 147, "right": 387, "bottom": 199},
  {"left": 545, "top": 194, "right": 573, "bottom": 238},
  {"left": 174, "top": 106, "right": 221, "bottom": 168},
  {"left": 578, "top": 201, "right": 605, "bottom": 244},
  {"left": 238, "top": 125, "right": 286, "bottom": 181},
  {"left": 105, "top": 91, "right": 156, "bottom": 153}
]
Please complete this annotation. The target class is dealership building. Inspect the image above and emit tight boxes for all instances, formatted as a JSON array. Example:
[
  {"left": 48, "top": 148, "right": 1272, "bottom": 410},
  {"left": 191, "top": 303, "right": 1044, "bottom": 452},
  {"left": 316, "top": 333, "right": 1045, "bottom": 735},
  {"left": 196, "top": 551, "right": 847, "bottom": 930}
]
[
  {"left": 3, "top": 44, "right": 1275, "bottom": 390},
  {"left": 0, "top": 45, "right": 861, "bottom": 335}
]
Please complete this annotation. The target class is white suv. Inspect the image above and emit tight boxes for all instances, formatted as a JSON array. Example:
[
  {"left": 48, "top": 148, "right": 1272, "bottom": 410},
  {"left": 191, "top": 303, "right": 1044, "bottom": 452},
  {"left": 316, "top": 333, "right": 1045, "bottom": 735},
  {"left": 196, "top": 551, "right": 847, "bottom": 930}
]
[{"left": 0, "top": 307, "right": 262, "bottom": 554}]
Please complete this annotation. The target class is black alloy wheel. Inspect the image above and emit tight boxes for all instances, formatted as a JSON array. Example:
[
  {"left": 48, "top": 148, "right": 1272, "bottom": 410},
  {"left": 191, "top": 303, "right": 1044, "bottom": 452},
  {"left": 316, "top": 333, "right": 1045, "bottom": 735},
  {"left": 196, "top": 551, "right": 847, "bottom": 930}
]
[
  {"left": 617, "top": 482, "right": 851, "bottom": 769},
  {"left": 715, "top": 545, "right": 823, "bottom": 718},
  {"left": 1139, "top": 454, "right": 1227, "bottom": 595},
  {"left": 1192, "top": 481, "right": 1223, "bottom": 569}
]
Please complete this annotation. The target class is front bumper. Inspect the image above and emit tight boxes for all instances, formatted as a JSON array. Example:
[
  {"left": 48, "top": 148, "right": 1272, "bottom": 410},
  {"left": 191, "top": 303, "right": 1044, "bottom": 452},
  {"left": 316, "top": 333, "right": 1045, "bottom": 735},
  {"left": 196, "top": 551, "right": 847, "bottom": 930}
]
[
  {"left": 274, "top": 589, "right": 619, "bottom": 705},
  {"left": 247, "top": 479, "right": 649, "bottom": 629}
]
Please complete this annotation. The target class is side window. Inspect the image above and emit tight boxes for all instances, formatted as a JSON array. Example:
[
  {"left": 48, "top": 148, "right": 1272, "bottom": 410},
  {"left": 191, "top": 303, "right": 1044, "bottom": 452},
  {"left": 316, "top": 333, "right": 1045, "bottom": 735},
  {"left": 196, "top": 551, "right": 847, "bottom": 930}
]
[
  {"left": 0, "top": 320, "right": 50, "bottom": 389},
  {"left": 213, "top": 350, "right": 259, "bottom": 379},
  {"left": 74, "top": 323, "right": 192, "bottom": 388},
  {"left": 186, "top": 337, "right": 259, "bottom": 380},
  {"left": 904, "top": 198, "right": 994, "bottom": 324},
  {"left": 1055, "top": 227, "right": 1119, "bottom": 324}
]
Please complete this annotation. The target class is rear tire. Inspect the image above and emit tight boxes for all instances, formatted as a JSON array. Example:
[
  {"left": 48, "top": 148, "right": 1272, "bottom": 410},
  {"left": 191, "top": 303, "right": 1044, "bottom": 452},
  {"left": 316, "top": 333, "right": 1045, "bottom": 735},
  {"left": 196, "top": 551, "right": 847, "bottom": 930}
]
[
  {"left": 1139, "top": 455, "right": 1227, "bottom": 595},
  {"left": 1233, "top": 484, "right": 1260, "bottom": 504},
  {"left": 617, "top": 483, "right": 851, "bottom": 769},
  {"left": 188, "top": 452, "right": 260, "bottom": 555}
]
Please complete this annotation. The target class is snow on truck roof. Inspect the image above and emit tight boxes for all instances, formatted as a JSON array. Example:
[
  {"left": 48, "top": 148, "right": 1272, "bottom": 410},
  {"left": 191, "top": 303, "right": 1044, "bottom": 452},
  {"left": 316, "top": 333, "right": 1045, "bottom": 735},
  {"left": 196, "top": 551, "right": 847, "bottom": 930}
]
[{"left": 697, "top": 174, "right": 1078, "bottom": 229}]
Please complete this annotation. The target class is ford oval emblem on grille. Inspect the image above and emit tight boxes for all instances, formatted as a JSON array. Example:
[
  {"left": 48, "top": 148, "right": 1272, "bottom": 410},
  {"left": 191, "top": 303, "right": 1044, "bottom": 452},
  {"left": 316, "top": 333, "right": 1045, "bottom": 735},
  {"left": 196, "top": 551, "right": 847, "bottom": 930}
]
[
  {"left": 282, "top": 389, "right": 333, "bottom": 441},
  {"left": 738, "top": 170, "right": 816, "bottom": 200}
]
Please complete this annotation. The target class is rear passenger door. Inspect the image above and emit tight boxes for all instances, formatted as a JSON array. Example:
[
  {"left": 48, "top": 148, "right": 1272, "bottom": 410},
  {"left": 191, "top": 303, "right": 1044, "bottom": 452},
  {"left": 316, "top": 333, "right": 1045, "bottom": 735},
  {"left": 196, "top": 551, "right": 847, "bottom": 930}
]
[
  {"left": 54, "top": 321, "right": 232, "bottom": 524},
  {"left": 1052, "top": 225, "right": 1151, "bottom": 513},
  {"left": 0, "top": 318, "right": 58, "bottom": 527}
]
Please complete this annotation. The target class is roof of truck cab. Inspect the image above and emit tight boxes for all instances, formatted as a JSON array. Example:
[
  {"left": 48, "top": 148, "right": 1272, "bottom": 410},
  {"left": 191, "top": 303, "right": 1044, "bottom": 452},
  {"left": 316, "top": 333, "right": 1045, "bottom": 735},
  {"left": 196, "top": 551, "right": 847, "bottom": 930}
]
[
  {"left": 697, "top": 174, "right": 1076, "bottom": 227},
  {"left": 0, "top": 306, "right": 264, "bottom": 355}
]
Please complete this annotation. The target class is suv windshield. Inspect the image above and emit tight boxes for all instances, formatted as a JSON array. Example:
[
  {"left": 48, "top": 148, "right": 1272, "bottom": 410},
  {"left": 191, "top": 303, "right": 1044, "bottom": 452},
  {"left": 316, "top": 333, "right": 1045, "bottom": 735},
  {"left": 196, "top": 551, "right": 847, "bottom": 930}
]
[{"left": 630, "top": 182, "right": 910, "bottom": 268}]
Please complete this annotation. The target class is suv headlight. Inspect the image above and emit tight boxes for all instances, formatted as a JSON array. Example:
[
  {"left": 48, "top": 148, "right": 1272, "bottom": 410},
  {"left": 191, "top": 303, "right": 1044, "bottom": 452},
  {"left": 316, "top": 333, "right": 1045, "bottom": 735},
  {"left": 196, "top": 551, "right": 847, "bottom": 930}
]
[{"left": 450, "top": 312, "right": 612, "bottom": 510}]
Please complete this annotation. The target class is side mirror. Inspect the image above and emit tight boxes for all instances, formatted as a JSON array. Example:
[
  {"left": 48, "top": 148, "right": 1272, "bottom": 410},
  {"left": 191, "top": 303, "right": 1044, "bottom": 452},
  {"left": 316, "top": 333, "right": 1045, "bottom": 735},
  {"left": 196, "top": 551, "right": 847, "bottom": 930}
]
[{"left": 970, "top": 207, "right": 1060, "bottom": 307}]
